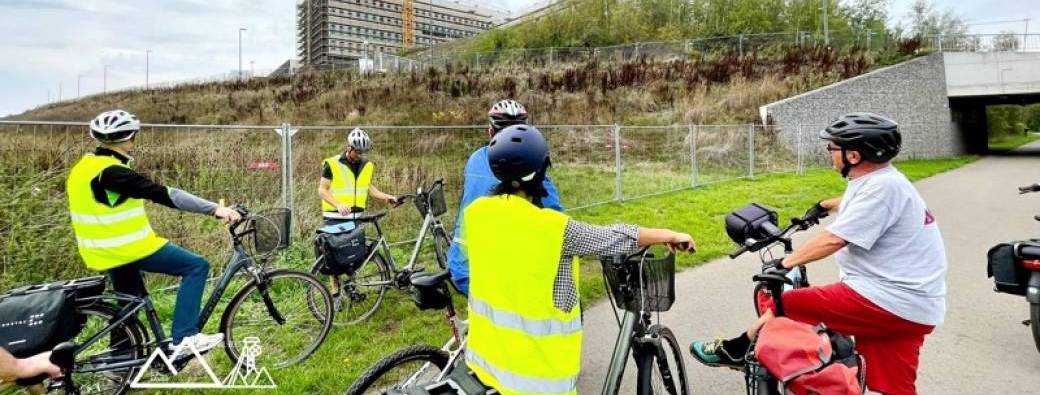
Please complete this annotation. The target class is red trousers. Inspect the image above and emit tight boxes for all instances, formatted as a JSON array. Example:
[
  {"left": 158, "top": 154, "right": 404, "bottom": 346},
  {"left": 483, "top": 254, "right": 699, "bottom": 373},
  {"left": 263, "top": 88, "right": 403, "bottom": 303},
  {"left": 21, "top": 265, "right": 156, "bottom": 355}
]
[{"left": 758, "top": 282, "right": 935, "bottom": 395}]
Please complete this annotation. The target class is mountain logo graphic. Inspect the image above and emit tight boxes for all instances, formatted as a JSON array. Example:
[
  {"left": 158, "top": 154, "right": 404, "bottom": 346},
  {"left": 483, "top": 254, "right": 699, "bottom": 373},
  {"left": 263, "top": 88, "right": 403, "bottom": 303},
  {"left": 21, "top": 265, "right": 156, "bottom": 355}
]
[{"left": 130, "top": 336, "right": 276, "bottom": 389}]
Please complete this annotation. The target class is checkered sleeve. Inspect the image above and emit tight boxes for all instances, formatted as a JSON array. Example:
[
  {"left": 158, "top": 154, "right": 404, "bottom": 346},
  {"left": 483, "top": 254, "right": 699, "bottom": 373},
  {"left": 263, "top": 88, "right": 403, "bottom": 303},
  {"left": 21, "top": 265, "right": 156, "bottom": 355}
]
[{"left": 553, "top": 220, "right": 640, "bottom": 312}]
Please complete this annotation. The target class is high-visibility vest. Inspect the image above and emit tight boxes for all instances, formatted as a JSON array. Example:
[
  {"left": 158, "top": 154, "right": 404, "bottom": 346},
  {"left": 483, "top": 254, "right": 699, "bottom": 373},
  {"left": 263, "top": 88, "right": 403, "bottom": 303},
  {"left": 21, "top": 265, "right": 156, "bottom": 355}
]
[
  {"left": 463, "top": 195, "right": 580, "bottom": 395},
  {"left": 66, "top": 154, "right": 167, "bottom": 271},
  {"left": 322, "top": 156, "right": 374, "bottom": 213}
]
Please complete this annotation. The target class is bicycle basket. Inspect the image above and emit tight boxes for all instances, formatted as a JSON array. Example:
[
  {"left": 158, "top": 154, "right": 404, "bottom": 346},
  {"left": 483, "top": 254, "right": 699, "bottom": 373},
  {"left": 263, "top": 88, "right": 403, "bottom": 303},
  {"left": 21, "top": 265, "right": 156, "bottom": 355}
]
[
  {"left": 245, "top": 208, "right": 291, "bottom": 258},
  {"left": 415, "top": 181, "right": 447, "bottom": 218},
  {"left": 599, "top": 247, "right": 676, "bottom": 312}
]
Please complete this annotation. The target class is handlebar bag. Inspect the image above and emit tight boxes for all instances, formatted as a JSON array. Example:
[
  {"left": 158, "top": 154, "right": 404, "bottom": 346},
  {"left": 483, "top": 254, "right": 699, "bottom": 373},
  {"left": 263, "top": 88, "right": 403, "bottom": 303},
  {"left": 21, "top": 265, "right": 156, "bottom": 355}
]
[
  {"left": 725, "top": 203, "right": 779, "bottom": 245},
  {"left": 0, "top": 283, "right": 84, "bottom": 358},
  {"left": 317, "top": 223, "right": 368, "bottom": 275}
]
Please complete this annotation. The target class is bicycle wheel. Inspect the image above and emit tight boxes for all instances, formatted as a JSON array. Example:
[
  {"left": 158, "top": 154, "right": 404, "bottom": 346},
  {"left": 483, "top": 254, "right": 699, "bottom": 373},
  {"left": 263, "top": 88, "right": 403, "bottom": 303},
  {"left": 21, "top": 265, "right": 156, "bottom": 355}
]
[
  {"left": 311, "top": 251, "right": 392, "bottom": 325},
  {"left": 72, "top": 303, "right": 147, "bottom": 395},
  {"left": 1031, "top": 303, "right": 1040, "bottom": 354},
  {"left": 220, "top": 269, "right": 334, "bottom": 369},
  {"left": 636, "top": 325, "right": 688, "bottom": 395},
  {"left": 345, "top": 345, "right": 451, "bottom": 395},
  {"left": 431, "top": 225, "right": 451, "bottom": 270}
]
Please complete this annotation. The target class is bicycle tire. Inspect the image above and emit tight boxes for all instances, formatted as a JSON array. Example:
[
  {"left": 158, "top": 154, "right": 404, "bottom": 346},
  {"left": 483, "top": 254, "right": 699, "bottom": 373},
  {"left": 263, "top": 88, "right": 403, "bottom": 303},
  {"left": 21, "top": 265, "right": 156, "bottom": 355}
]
[
  {"left": 345, "top": 344, "right": 450, "bottom": 395},
  {"left": 431, "top": 225, "right": 451, "bottom": 270},
  {"left": 310, "top": 251, "right": 392, "bottom": 325},
  {"left": 220, "top": 269, "right": 334, "bottom": 369},
  {"left": 636, "top": 325, "right": 688, "bottom": 395},
  {"left": 72, "top": 302, "right": 147, "bottom": 395},
  {"left": 1031, "top": 303, "right": 1040, "bottom": 354}
]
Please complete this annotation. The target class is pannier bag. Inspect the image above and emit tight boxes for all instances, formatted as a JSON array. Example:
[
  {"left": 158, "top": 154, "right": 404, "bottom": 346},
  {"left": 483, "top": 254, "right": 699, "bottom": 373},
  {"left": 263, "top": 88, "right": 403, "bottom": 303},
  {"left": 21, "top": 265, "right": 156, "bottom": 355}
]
[
  {"left": 0, "top": 276, "right": 104, "bottom": 358},
  {"left": 317, "top": 222, "right": 368, "bottom": 275},
  {"left": 754, "top": 317, "right": 865, "bottom": 395},
  {"left": 987, "top": 241, "right": 1040, "bottom": 295}
]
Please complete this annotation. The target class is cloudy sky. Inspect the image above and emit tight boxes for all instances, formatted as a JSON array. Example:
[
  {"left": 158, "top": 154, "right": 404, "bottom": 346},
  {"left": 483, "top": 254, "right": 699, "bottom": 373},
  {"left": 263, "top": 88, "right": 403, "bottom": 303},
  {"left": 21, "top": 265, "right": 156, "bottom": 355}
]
[{"left": 0, "top": 0, "right": 1035, "bottom": 117}]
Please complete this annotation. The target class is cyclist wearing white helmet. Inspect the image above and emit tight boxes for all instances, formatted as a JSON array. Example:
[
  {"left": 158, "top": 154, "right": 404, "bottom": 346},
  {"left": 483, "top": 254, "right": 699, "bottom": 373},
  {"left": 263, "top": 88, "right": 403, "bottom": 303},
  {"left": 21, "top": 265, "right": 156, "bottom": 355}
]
[
  {"left": 318, "top": 127, "right": 398, "bottom": 221},
  {"left": 446, "top": 99, "right": 566, "bottom": 295},
  {"left": 66, "top": 110, "right": 241, "bottom": 356},
  {"left": 318, "top": 127, "right": 398, "bottom": 306}
]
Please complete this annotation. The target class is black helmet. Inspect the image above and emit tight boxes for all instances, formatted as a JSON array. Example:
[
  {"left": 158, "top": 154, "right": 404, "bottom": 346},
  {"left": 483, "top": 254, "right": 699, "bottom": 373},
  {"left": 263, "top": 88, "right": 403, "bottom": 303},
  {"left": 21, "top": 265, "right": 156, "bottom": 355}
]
[
  {"left": 487, "top": 125, "right": 550, "bottom": 187},
  {"left": 819, "top": 112, "right": 901, "bottom": 162}
]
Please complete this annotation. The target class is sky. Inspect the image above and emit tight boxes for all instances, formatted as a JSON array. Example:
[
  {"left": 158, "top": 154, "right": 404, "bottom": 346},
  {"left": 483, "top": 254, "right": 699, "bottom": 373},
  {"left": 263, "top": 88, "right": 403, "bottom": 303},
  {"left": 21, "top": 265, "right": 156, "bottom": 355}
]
[{"left": 0, "top": 0, "right": 1035, "bottom": 117}]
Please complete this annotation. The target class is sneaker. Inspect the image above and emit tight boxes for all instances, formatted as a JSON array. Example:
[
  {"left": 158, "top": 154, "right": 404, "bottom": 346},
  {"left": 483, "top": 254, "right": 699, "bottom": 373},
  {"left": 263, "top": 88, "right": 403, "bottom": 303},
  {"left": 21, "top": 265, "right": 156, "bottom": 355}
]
[
  {"left": 332, "top": 293, "right": 344, "bottom": 312},
  {"left": 169, "top": 333, "right": 225, "bottom": 361},
  {"left": 689, "top": 339, "right": 744, "bottom": 370}
]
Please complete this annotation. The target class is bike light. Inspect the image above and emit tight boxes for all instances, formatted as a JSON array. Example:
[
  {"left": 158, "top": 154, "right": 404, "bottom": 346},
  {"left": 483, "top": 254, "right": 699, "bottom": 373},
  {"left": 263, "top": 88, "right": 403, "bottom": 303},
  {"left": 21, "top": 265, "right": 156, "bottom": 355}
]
[{"left": 1022, "top": 259, "right": 1040, "bottom": 271}]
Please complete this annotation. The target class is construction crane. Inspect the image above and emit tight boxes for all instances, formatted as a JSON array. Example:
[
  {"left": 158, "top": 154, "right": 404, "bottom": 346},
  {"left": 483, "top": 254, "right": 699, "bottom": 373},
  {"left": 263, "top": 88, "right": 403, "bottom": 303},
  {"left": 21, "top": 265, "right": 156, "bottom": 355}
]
[{"left": 402, "top": 0, "right": 415, "bottom": 49}]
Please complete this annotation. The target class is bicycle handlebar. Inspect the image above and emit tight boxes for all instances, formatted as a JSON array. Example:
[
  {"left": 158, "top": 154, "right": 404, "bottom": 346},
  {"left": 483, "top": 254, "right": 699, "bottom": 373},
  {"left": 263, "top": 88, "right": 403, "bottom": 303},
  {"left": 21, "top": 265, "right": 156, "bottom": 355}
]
[{"left": 1020, "top": 184, "right": 1040, "bottom": 194}]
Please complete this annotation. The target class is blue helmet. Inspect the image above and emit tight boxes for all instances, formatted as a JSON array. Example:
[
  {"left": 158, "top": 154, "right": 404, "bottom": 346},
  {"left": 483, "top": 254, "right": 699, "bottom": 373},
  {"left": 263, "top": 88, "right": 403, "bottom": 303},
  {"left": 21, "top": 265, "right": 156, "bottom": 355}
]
[{"left": 487, "top": 125, "right": 550, "bottom": 187}]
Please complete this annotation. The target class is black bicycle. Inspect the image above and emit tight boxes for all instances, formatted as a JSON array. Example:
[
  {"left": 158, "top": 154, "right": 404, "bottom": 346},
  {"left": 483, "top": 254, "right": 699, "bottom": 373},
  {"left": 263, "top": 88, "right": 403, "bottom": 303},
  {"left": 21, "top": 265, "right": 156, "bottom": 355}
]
[
  {"left": 311, "top": 179, "right": 452, "bottom": 325},
  {"left": 599, "top": 246, "right": 690, "bottom": 395},
  {"left": 725, "top": 203, "right": 864, "bottom": 395},
  {"left": 38, "top": 206, "right": 334, "bottom": 394}
]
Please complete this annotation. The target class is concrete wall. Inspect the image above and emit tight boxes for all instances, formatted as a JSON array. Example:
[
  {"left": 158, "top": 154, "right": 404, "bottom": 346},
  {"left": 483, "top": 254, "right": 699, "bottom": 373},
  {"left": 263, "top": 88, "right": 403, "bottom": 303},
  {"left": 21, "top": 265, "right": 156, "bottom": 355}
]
[
  {"left": 760, "top": 53, "right": 963, "bottom": 161},
  {"left": 946, "top": 52, "right": 1040, "bottom": 97}
]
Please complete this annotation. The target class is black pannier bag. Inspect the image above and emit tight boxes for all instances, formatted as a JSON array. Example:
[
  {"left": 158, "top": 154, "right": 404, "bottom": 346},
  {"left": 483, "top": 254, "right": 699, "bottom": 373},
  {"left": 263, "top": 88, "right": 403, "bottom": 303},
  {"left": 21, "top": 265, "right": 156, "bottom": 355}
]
[
  {"left": 988, "top": 241, "right": 1039, "bottom": 295},
  {"left": 0, "top": 276, "right": 104, "bottom": 358},
  {"left": 317, "top": 224, "right": 368, "bottom": 275}
]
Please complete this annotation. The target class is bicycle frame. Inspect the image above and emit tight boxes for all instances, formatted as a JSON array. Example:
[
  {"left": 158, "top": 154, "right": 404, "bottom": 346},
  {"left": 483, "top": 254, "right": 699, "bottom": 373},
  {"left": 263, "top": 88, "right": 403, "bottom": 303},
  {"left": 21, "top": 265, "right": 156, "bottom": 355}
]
[{"left": 355, "top": 208, "right": 448, "bottom": 287}]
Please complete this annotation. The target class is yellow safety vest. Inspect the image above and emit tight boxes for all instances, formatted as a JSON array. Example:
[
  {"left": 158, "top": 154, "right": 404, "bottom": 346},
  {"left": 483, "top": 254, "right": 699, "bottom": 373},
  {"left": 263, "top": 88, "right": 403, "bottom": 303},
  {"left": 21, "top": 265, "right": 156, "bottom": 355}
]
[
  {"left": 322, "top": 156, "right": 374, "bottom": 212},
  {"left": 463, "top": 195, "right": 581, "bottom": 395},
  {"left": 66, "top": 154, "right": 167, "bottom": 271}
]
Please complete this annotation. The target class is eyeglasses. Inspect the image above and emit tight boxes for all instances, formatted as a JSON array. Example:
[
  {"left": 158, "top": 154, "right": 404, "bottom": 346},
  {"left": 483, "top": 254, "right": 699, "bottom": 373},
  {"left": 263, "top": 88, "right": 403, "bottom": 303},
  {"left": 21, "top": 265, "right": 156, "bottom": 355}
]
[{"left": 825, "top": 145, "right": 842, "bottom": 152}]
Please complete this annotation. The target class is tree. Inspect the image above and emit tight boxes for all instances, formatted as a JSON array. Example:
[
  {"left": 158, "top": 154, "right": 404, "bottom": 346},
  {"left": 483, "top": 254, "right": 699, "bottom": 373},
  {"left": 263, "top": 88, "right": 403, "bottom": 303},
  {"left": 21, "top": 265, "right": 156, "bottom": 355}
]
[
  {"left": 906, "top": 0, "right": 967, "bottom": 38},
  {"left": 993, "top": 30, "right": 1020, "bottom": 51}
]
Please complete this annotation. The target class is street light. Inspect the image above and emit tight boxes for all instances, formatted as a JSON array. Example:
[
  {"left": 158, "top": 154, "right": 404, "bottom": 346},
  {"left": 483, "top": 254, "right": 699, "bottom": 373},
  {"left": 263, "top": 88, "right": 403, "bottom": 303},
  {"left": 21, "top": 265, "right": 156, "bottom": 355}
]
[
  {"left": 103, "top": 64, "right": 111, "bottom": 94},
  {"left": 250, "top": 60, "right": 255, "bottom": 77},
  {"left": 77, "top": 74, "right": 82, "bottom": 98},
  {"left": 146, "top": 49, "right": 152, "bottom": 89},
  {"left": 238, "top": 28, "right": 248, "bottom": 80}
]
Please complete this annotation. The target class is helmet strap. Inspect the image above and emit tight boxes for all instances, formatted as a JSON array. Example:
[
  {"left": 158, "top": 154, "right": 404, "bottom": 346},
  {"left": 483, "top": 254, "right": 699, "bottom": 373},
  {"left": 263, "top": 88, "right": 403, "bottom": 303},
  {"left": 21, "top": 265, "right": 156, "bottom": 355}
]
[{"left": 839, "top": 148, "right": 854, "bottom": 179}]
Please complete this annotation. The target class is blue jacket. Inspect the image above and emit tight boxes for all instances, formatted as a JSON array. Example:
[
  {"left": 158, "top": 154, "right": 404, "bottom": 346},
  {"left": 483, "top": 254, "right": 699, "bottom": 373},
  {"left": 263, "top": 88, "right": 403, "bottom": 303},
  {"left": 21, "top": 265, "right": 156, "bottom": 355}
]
[{"left": 447, "top": 146, "right": 564, "bottom": 295}]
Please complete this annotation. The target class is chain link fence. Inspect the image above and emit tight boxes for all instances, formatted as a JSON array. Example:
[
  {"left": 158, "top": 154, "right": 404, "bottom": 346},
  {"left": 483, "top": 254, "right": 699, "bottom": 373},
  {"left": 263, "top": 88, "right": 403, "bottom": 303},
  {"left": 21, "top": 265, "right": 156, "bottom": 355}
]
[{"left": 0, "top": 119, "right": 952, "bottom": 289}]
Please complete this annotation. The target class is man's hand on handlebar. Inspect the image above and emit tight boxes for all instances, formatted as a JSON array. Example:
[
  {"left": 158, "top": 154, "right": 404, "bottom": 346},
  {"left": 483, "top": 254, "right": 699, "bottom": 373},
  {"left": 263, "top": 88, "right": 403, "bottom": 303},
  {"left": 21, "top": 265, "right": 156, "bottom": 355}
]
[
  {"left": 792, "top": 201, "right": 829, "bottom": 229},
  {"left": 214, "top": 205, "right": 243, "bottom": 225},
  {"left": 385, "top": 195, "right": 400, "bottom": 206}
]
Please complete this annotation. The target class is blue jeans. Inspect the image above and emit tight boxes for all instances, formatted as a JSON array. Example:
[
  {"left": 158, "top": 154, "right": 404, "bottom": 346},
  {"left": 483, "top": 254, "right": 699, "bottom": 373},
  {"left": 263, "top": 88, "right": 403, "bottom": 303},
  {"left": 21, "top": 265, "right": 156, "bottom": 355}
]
[{"left": 107, "top": 242, "right": 210, "bottom": 344}]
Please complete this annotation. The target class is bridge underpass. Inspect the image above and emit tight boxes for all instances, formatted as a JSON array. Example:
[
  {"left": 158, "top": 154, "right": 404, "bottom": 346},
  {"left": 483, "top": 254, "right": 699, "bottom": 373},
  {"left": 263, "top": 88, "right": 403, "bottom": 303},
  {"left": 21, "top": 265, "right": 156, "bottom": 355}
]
[{"left": 944, "top": 52, "right": 1040, "bottom": 154}]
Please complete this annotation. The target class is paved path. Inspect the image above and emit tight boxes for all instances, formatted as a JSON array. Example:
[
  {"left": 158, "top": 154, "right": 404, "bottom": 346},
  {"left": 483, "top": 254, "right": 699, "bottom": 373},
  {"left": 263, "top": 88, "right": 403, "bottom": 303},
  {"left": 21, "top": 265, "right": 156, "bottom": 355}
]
[{"left": 580, "top": 145, "right": 1040, "bottom": 394}]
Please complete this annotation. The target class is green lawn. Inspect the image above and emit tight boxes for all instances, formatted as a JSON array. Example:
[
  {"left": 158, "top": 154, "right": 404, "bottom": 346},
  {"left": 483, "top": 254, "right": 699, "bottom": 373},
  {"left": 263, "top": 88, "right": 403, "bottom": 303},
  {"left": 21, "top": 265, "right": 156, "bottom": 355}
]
[
  {"left": 115, "top": 156, "right": 977, "bottom": 394},
  {"left": 989, "top": 133, "right": 1040, "bottom": 152}
]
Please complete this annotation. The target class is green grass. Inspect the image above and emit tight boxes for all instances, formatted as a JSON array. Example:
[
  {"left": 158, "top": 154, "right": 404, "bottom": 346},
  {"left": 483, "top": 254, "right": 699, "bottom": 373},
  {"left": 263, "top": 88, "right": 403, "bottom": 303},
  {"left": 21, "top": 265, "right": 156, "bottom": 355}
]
[
  {"left": 135, "top": 156, "right": 974, "bottom": 394},
  {"left": 988, "top": 133, "right": 1040, "bottom": 152}
]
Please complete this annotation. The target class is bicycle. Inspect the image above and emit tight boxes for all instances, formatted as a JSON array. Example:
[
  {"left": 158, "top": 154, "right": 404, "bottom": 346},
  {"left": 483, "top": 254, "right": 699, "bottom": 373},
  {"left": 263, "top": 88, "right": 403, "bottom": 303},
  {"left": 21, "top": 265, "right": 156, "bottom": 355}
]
[
  {"left": 311, "top": 178, "right": 452, "bottom": 325},
  {"left": 725, "top": 203, "right": 863, "bottom": 395},
  {"left": 599, "top": 246, "right": 690, "bottom": 395},
  {"left": 343, "top": 270, "right": 466, "bottom": 395},
  {"left": 39, "top": 206, "right": 334, "bottom": 394}
]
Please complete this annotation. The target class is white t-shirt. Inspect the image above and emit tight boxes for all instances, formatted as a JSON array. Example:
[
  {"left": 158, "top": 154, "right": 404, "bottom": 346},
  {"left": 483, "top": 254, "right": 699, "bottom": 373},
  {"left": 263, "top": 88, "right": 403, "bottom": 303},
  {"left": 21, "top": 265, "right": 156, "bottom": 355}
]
[{"left": 827, "top": 166, "right": 948, "bottom": 326}]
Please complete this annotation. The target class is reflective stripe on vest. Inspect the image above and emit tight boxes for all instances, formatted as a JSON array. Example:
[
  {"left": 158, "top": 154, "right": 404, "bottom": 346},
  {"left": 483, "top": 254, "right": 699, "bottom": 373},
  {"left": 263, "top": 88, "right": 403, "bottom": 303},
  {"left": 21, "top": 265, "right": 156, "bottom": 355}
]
[
  {"left": 66, "top": 154, "right": 167, "bottom": 271},
  {"left": 468, "top": 297, "right": 581, "bottom": 336},
  {"left": 69, "top": 207, "right": 146, "bottom": 224},
  {"left": 466, "top": 349, "right": 578, "bottom": 394},
  {"left": 76, "top": 225, "right": 155, "bottom": 248},
  {"left": 463, "top": 195, "right": 580, "bottom": 395},
  {"left": 322, "top": 156, "right": 374, "bottom": 212}
]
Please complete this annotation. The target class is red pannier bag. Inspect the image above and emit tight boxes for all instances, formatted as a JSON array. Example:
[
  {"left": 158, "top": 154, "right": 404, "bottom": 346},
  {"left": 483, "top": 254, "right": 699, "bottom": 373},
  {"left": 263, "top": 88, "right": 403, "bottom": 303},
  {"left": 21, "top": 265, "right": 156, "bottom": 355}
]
[{"left": 754, "top": 317, "right": 864, "bottom": 395}]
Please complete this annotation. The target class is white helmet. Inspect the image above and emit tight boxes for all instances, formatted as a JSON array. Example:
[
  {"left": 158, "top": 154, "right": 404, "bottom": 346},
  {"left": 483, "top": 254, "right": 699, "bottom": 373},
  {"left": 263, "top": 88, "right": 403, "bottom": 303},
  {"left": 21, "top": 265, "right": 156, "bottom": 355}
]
[
  {"left": 89, "top": 110, "right": 140, "bottom": 143},
  {"left": 348, "top": 128, "right": 372, "bottom": 152},
  {"left": 488, "top": 99, "right": 529, "bottom": 135}
]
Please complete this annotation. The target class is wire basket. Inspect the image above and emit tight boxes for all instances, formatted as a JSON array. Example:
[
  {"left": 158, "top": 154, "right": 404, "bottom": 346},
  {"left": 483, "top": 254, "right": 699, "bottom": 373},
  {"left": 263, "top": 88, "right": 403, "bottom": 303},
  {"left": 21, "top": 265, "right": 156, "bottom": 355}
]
[
  {"left": 415, "top": 181, "right": 447, "bottom": 218},
  {"left": 243, "top": 208, "right": 291, "bottom": 259},
  {"left": 599, "top": 248, "right": 676, "bottom": 312}
]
